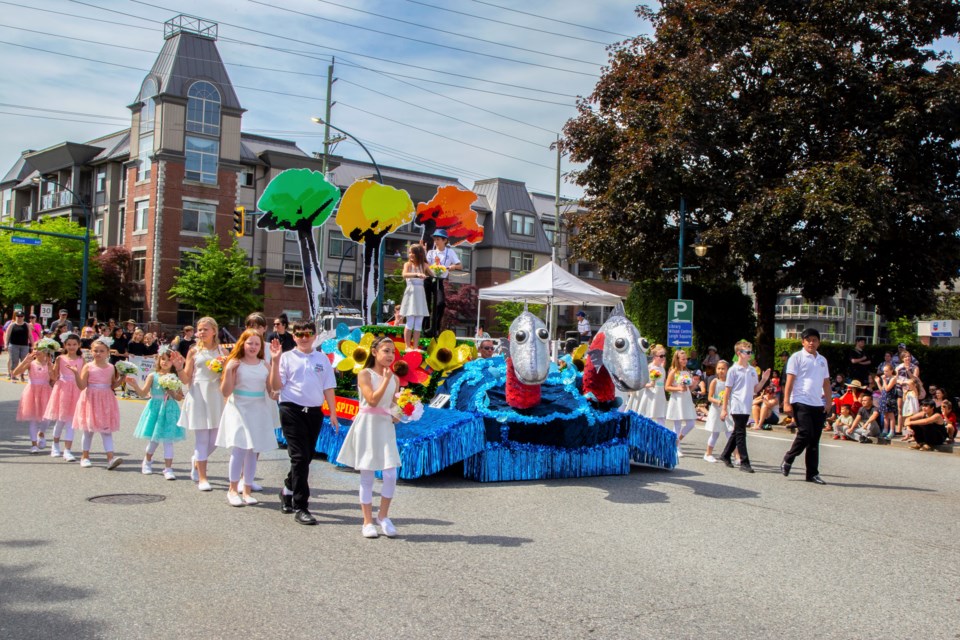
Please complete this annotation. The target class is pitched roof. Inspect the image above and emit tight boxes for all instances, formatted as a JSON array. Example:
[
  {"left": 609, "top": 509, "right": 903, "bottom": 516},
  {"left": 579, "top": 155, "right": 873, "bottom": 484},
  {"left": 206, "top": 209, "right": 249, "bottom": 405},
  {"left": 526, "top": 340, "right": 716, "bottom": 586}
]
[{"left": 472, "top": 178, "right": 553, "bottom": 253}]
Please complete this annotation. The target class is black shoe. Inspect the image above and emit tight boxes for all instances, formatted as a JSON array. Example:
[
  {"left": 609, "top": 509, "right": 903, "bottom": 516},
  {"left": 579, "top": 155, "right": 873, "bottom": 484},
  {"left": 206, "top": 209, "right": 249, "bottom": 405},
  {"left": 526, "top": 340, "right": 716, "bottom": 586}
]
[
  {"left": 279, "top": 490, "right": 294, "bottom": 514},
  {"left": 720, "top": 457, "right": 735, "bottom": 468},
  {"left": 780, "top": 461, "right": 791, "bottom": 477},
  {"left": 806, "top": 475, "right": 826, "bottom": 485},
  {"left": 739, "top": 463, "right": 755, "bottom": 473},
  {"left": 294, "top": 509, "right": 317, "bottom": 525}
]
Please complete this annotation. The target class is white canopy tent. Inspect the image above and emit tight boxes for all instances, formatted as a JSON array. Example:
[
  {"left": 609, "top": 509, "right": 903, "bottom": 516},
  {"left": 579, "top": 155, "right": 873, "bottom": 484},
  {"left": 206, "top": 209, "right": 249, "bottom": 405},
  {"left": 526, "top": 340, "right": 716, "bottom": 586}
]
[{"left": 476, "top": 261, "right": 622, "bottom": 340}]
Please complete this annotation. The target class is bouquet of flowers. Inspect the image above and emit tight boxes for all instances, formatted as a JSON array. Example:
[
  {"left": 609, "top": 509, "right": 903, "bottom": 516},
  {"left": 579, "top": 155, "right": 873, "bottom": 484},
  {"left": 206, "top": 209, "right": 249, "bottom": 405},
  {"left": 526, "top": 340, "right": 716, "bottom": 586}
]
[
  {"left": 206, "top": 355, "right": 227, "bottom": 374},
  {"left": 677, "top": 371, "right": 693, "bottom": 387},
  {"left": 157, "top": 373, "right": 183, "bottom": 394},
  {"left": 649, "top": 369, "right": 662, "bottom": 382},
  {"left": 428, "top": 263, "right": 448, "bottom": 278},
  {"left": 35, "top": 337, "right": 60, "bottom": 354},
  {"left": 392, "top": 388, "right": 424, "bottom": 423},
  {"left": 115, "top": 361, "right": 139, "bottom": 376}
]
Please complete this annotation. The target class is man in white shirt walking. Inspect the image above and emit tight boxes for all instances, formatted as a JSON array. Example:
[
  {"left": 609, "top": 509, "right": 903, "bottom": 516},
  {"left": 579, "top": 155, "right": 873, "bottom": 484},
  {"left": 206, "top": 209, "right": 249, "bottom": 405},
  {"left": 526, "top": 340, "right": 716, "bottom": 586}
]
[{"left": 781, "top": 328, "right": 833, "bottom": 484}]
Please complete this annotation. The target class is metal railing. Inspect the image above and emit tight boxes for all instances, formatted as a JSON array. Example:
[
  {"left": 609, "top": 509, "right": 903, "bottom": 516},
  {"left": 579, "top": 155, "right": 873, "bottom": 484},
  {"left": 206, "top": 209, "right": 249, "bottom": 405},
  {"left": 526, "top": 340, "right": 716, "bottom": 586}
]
[
  {"left": 775, "top": 304, "right": 845, "bottom": 320},
  {"left": 784, "top": 330, "right": 845, "bottom": 342},
  {"left": 854, "top": 310, "right": 877, "bottom": 324},
  {"left": 40, "top": 190, "right": 75, "bottom": 210}
]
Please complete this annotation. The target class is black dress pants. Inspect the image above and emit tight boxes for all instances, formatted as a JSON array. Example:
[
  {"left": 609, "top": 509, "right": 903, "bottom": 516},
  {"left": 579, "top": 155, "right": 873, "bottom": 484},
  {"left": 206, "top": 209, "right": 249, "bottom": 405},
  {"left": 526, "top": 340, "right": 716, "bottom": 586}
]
[
  {"left": 721, "top": 413, "right": 750, "bottom": 465},
  {"left": 280, "top": 403, "right": 323, "bottom": 511},
  {"left": 424, "top": 277, "right": 446, "bottom": 338},
  {"left": 784, "top": 403, "right": 824, "bottom": 479}
]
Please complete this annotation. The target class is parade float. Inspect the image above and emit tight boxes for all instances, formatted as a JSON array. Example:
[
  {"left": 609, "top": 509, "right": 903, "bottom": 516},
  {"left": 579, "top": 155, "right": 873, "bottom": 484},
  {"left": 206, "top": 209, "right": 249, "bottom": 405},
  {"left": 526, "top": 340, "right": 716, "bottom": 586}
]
[{"left": 257, "top": 169, "right": 677, "bottom": 482}]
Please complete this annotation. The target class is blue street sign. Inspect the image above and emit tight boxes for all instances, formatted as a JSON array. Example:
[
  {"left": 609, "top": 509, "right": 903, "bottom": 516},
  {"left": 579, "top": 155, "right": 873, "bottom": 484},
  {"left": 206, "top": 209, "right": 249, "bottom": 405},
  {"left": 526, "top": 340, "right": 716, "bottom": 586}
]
[
  {"left": 11, "top": 236, "right": 41, "bottom": 246},
  {"left": 667, "top": 321, "right": 693, "bottom": 347}
]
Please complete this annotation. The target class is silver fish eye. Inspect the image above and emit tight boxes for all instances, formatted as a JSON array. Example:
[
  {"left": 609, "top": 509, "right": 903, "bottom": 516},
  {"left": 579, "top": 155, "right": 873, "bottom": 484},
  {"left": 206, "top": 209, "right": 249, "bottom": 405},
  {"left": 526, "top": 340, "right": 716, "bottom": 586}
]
[
  {"left": 536, "top": 328, "right": 549, "bottom": 341},
  {"left": 515, "top": 330, "right": 528, "bottom": 343},
  {"left": 614, "top": 337, "right": 627, "bottom": 351},
  {"left": 640, "top": 338, "right": 650, "bottom": 352}
]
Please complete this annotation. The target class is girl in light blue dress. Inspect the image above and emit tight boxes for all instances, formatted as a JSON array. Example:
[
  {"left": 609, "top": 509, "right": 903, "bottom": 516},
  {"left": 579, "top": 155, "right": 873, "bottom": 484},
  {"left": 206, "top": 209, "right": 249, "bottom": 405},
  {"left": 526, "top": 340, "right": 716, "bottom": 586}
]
[{"left": 127, "top": 349, "right": 185, "bottom": 480}]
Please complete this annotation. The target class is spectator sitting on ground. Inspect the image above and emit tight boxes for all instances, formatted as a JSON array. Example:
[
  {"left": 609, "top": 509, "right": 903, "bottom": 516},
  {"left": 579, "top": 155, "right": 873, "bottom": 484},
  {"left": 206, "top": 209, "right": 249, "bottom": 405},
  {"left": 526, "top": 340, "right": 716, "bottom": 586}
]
[
  {"left": 849, "top": 393, "right": 881, "bottom": 443},
  {"left": 941, "top": 399, "right": 957, "bottom": 444},
  {"left": 931, "top": 387, "right": 946, "bottom": 409},
  {"left": 832, "top": 404, "right": 855, "bottom": 440},
  {"left": 831, "top": 373, "right": 847, "bottom": 397},
  {"left": 905, "top": 399, "right": 947, "bottom": 451},
  {"left": 751, "top": 385, "right": 780, "bottom": 430}
]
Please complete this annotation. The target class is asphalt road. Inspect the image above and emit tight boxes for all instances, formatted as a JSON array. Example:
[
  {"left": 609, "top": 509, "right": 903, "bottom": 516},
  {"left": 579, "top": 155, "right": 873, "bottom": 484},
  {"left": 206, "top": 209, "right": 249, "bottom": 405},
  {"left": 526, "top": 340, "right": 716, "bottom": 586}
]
[{"left": 0, "top": 377, "right": 958, "bottom": 639}]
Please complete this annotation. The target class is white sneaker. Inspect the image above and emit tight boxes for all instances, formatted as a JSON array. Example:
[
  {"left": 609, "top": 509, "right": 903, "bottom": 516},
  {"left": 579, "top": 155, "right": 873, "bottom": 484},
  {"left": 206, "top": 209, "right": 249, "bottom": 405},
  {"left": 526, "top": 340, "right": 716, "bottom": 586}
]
[
  {"left": 197, "top": 481, "right": 212, "bottom": 492},
  {"left": 62, "top": 450, "right": 76, "bottom": 462},
  {"left": 80, "top": 458, "right": 92, "bottom": 468},
  {"left": 361, "top": 523, "right": 379, "bottom": 538},
  {"left": 29, "top": 446, "right": 39, "bottom": 454},
  {"left": 242, "top": 495, "right": 259, "bottom": 505},
  {"left": 107, "top": 457, "right": 123, "bottom": 470},
  {"left": 703, "top": 454, "right": 717, "bottom": 463},
  {"left": 162, "top": 468, "right": 176, "bottom": 481},
  {"left": 227, "top": 492, "right": 244, "bottom": 507},
  {"left": 676, "top": 448, "right": 684, "bottom": 458},
  {"left": 376, "top": 517, "right": 397, "bottom": 538},
  {"left": 190, "top": 455, "right": 199, "bottom": 482},
  {"left": 238, "top": 480, "right": 264, "bottom": 493},
  {"left": 50, "top": 445, "right": 62, "bottom": 458},
  {"left": 38, "top": 437, "right": 46, "bottom": 449},
  {"left": 141, "top": 459, "right": 153, "bottom": 475}
]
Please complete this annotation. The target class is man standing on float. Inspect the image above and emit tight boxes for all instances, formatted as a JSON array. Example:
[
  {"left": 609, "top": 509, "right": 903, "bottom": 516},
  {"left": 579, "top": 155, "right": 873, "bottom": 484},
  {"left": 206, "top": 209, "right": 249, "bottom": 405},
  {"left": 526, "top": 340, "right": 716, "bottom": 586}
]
[{"left": 423, "top": 229, "right": 462, "bottom": 338}]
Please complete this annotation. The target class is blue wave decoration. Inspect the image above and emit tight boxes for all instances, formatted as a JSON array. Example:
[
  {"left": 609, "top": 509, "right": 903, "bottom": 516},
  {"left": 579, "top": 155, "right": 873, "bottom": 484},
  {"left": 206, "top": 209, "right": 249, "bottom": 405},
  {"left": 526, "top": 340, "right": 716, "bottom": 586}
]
[
  {"left": 625, "top": 411, "right": 678, "bottom": 469},
  {"left": 463, "top": 439, "right": 632, "bottom": 482}
]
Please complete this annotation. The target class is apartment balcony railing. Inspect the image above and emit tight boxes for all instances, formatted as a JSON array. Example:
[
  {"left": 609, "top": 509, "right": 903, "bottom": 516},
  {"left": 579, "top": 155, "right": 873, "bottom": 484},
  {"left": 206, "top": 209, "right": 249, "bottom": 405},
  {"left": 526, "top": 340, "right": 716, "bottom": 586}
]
[
  {"left": 775, "top": 304, "right": 846, "bottom": 320},
  {"left": 854, "top": 310, "right": 877, "bottom": 324},
  {"left": 784, "top": 330, "right": 845, "bottom": 343},
  {"left": 40, "top": 190, "right": 75, "bottom": 210},
  {"left": 20, "top": 205, "right": 33, "bottom": 220}
]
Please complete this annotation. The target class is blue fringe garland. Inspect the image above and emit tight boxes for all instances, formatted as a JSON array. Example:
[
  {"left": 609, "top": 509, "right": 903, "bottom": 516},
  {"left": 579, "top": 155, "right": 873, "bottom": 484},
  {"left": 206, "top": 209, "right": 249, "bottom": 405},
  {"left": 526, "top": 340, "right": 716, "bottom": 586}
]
[
  {"left": 625, "top": 411, "right": 678, "bottom": 469},
  {"left": 463, "top": 439, "right": 632, "bottom": 482}
]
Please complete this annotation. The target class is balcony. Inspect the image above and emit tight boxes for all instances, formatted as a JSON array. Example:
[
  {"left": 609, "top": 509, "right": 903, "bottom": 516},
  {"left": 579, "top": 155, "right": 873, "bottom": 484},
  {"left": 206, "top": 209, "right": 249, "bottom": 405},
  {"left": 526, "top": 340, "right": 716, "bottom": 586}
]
[
  {"left": 784, "top": 330, "right": 845, "bottom": 343},
  {"left": 854, "top": 310, "right": 877, "bottom": 324},
  {"left": 20, "top": 205, "right": 33, "bottom": 221},
  {"left": 40, "top": 190, "right": 84, "bottom": 211},
  {"left": 775, "top": 304, "right": 845, "bottom": 320}
]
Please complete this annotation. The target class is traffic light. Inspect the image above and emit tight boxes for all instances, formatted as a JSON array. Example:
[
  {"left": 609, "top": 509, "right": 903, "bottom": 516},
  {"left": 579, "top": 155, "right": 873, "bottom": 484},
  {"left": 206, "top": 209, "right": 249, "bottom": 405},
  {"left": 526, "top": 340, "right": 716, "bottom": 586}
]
[{"left": 233, "top": 206, "right": 245, "bottom": 237}]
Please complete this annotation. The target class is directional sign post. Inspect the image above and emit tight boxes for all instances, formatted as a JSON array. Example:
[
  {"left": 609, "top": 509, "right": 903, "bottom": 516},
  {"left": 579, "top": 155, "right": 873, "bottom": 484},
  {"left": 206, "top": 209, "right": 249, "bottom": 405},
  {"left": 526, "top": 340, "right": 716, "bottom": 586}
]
[
  {"left": 11, "top": 236, "right": 41, "bottom": 246},
  {"left": 667, "top": 299, "right": 694, "bottom": 347}
]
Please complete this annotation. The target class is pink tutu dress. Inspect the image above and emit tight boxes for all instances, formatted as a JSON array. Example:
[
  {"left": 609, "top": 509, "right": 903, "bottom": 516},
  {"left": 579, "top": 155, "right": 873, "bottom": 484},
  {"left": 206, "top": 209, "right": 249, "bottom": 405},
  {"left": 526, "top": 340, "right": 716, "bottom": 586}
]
[
  {"left": 44, "top": 355, "right": 84, "bottom": 422},
  {"left": 17, "top": 361, "right": 52, "bottom": 421},
  {"left": 73, "top": 364, "right": 121, "bottom": 433}
]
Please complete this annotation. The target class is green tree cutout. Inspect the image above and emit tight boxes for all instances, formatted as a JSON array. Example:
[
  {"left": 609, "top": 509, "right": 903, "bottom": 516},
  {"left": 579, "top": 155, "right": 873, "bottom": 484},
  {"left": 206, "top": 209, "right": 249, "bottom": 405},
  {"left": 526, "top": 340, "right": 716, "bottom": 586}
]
[
  {"left": 168, "top": 236, "right": 262, "bottom": 327},
  {"left": 256, "top": 169, "right": 341, "bottom": 319}
]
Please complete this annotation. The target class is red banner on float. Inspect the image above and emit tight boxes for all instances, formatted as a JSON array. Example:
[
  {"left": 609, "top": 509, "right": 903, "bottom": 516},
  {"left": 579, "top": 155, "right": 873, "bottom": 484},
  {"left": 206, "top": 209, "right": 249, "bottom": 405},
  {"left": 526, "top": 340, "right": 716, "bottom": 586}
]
[{"left": 322, "top": 395, "right": 359, "bottom": 420}]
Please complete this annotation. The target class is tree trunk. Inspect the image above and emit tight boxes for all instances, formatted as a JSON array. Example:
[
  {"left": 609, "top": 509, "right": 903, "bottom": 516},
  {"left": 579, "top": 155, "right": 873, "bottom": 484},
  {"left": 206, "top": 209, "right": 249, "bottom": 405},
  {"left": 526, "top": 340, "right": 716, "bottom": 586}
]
[
  {"left": 754, "top": 280, "right": 778, "bottom": 370},
  {"left": 361, "top": 240, "right": 380, "bottom": 325},
  {"left": 297, "top": 229, "right": 325, "bottom": 321}
]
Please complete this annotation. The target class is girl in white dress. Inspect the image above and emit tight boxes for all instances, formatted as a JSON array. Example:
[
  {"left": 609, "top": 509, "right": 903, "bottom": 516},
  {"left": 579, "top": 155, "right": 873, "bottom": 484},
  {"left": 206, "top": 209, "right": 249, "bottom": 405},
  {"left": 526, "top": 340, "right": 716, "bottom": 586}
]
[
  {"left": 638, "top": 344, "right": 668, "bottom": 425},
  {"left": 176, "top": 316, "right": 227, "bottom": 492},
  {"left": 399, "top": 244, "right": 430, "bottom": 351},
  {"left": 703, "top": 360, "right": 734, "bottom": 462},
  {"left": 665, "top": 349, "right": 696, "bottom": 457},
  {"left": 217, "top": 330, "right": 279, "bottom": 506},
  {"left": 337, "top": 336, "right": 402, "bottom": 539}
]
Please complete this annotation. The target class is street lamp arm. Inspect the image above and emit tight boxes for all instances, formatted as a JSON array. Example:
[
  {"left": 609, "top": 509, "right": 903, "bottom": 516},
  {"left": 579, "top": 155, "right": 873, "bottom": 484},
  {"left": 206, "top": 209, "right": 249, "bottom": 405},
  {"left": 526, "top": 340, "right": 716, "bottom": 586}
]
[{"left": 311, "top": 118, "right": 382, "bottom": 185}]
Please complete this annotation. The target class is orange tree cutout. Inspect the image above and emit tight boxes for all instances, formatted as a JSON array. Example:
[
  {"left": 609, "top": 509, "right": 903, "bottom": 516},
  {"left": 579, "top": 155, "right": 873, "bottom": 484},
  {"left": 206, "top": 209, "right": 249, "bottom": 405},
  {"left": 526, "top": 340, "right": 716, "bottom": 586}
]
[{"left": 415, "top": 185, "right": 484, "bottom": 246}]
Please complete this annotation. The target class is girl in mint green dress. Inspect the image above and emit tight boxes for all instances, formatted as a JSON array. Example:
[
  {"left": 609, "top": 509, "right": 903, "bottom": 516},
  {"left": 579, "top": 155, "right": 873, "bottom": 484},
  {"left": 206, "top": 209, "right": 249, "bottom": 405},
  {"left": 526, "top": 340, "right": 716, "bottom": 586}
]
[{"left": 127, "top": 351, "right": 185, "bottom": 480}]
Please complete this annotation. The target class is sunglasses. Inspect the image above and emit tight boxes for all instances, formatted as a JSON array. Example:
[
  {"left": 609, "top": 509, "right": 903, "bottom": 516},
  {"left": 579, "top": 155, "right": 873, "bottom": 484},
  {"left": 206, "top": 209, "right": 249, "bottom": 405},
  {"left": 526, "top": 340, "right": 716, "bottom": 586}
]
[
  {"left": 480, "top": 346, "right": 494, "bottom": 351},
  {"left": 273, "top": 322, "right": 282, "bottom": 326},
  {"left": 740, "top": 350, "right": 752, "bottom": 355},
  {"left": 294, "top": 331, "right": 315, "bottom": 338}
]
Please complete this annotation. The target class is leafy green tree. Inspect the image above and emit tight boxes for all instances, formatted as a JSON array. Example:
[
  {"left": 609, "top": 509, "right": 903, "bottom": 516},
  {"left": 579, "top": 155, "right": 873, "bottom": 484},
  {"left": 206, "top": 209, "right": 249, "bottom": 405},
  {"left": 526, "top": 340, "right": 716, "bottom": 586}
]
[
  {"left": 921, "top": 292, "right": 960, "bottom": 321},
  {"left": 562, "top": 1, "right": 960, "bottom": 367},
  {"left": 93, "top": 246, "right": 142, "bottom": 322},
  {"left": 492, "top": 301, "right": 544, "bottom": 335},
  {"left": 0, "top": 217, "right": 102, "bottom": 307},
  {"left": 167, "top": 236, "right": 262, "bottom": 326},
  {"left": 885, "top": 317, "right": 917, "bottom": 346}
]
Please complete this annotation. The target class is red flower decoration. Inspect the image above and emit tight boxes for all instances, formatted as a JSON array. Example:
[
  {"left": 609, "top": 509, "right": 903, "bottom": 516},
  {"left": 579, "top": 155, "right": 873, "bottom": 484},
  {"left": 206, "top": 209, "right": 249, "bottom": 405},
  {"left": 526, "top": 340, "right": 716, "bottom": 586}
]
[
  {"left": 403, "top": 403, "right": 415, "bottom": 416},
  {"left": 392, "top": 350, "right": 429, "bottom": 387}
]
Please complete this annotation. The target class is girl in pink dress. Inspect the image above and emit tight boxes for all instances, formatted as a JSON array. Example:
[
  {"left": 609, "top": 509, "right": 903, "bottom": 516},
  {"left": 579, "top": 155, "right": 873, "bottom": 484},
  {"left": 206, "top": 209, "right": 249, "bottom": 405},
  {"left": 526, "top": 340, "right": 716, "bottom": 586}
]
[
  {"left": 67, "top": 339, "right": 123, "bottom": 469},
  {"left": 12, "top": 347, "right": 54, "bottom": 454},
  {"left": 45, "top": 333, "right": 83, "bottom": 462}
]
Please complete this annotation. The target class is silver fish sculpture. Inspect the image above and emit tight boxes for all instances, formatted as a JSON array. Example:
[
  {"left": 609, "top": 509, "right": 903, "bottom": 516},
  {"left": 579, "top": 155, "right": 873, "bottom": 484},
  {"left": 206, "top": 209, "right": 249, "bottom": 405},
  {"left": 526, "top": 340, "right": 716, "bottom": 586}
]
[
  {"left": 586, "top": 310, "right": 650, "bottom": 391},
  {"left": 508, "top": 311, "right": 551, "bottom": 385}
]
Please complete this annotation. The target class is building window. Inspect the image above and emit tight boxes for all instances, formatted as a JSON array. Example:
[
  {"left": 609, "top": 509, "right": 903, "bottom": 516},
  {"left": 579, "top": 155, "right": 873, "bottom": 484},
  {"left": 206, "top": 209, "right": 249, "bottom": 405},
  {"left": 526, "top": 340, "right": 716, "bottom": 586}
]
[
  {"left": 185, "top": 136, "right": 219, "bottom": 184},
  {"left": 186, "top": 81, "right": 221, "bottom": 136},
  {"left": 182, "top": 201, "right": 216, "bottom": 235},
  {"left": 509, "top": 250, "right": 534, "bottom": 273},
  {"left": 328, "top": 232, "right": 356, "bottom": 259},
  {"left": 328, "top": 272, "right": 355, "bottom": 301},
  {"left": 137, "top": 134, "right": 153, "bottom": 182},
  {"left": 139, "top": 78, "right": 156, "bottom": 135},
  {"left": 95, "top": 169, "right": 106, "bottom": 193},
  {"left": 543, "top": 222, "right": 555, "bottom": 244},
  {"left": 459, "top": 248, "right": 472, "bottom": 271},
  {"left": 244, "top": 211, "right": 255, "bottom": 236},
  {"left": 176, "top": 304, "right": 199, "bottom": 327},
  {"left": 179, "top": 250, "right": 200, "bottom": 271},
  {"left": 510, "top": 212, "right": 536, "bottom": 237},
  {"left": 134, "top": 200, "right": 149, "bottom": 233},
  {"left": 132, "top": 251, "right": 146, "bottom": 282},
  {"left": 283, "top": 262, "right": 303, "bottom": 287},
  {"left": 93, "top": 216, "right": 103, "bottom": 238},
  {"left": 241, "top": 170, "right": 254, "bottom": 187},
  {"left": 118, "top": 206, "right": 125, "bottom": 242},
  {"left": 1, "top": 189, "right": 11, "bottom": 218}
]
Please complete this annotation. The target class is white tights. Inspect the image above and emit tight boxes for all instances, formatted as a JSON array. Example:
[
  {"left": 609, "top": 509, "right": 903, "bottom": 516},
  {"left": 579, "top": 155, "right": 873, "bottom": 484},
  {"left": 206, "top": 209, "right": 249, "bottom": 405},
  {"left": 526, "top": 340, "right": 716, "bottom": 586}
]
[
  {"left": 672, "top": 420, "right": 696, "bottom": 439},
  {"left": 194, "top": 429, "right": 218, "bottom": 462},
  {"left": 52, "top": 419, "right": 74, "bottom": 442},
  {"left": 228, "top": 447, "right": 257, "bottom": 484},
  {"left": 81, "top": 432, "right": 114, "bottom": 453},
  {"left": 146, "top": 440, "right": 175, "bottom": 460},
  {"left": 359, "top": 468, "right": 397, "bottom": 504},
  {"left": 706, "top": 430, "right": 732, "bottom": 448},
  {"left": 405, "top": 316, "right": 424, "bottom": 331},
  {"left": 29, "top": 421, "right": 46, "bottom": 442}
]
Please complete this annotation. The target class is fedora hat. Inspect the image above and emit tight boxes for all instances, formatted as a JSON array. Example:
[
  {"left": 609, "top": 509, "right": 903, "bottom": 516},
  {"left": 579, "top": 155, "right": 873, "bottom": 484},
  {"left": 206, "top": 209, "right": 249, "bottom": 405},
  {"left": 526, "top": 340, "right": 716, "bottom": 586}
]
[{"left": 846, "top": 380, "right": 867, "bottom": 390}]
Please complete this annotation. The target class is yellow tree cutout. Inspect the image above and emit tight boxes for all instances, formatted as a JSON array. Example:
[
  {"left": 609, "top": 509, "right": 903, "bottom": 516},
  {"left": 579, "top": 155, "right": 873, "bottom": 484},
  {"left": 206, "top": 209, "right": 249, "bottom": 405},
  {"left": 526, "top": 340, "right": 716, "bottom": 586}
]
[{"left": 335, "top": 179, "right": 414, "bottom": 324}]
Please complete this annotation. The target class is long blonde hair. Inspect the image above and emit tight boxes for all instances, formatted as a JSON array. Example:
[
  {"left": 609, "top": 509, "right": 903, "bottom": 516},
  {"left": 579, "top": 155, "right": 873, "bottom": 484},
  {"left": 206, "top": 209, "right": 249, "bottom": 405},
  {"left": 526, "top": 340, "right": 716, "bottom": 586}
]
[{"left": 196, "top": 316, "right": 219, "bottom": 348}]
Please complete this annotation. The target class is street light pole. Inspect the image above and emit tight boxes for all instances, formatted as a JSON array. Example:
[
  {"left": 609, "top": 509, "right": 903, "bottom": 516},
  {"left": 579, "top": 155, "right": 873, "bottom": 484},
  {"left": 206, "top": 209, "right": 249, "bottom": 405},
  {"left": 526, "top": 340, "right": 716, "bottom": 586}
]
[
  {"left": 677, "top": 197, "right": 686, "bottom": 299},
  {"left": 32, "top": 176, "right": 92, "bottom": 325},
  {"left": 310, "top": 117, "right": 385, "bottom": 323}
]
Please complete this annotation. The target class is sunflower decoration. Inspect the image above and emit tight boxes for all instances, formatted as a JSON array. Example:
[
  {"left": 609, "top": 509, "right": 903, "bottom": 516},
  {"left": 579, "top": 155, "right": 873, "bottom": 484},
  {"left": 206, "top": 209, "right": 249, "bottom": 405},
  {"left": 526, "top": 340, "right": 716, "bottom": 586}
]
[
  {"left": 456, "top": 342, "right": 477, "bottom": 364},
  {"left": 571, "top": 343, "right": 588, "bottom": 372},
  {"left": 392, "top": 350, "right": 430, "bottom": 387},
  {"left": 336, "top": 332, "right": 376, "bottom": 374},
  {"left": 424, "top": 330, "right": 465, "bottom": 376}
]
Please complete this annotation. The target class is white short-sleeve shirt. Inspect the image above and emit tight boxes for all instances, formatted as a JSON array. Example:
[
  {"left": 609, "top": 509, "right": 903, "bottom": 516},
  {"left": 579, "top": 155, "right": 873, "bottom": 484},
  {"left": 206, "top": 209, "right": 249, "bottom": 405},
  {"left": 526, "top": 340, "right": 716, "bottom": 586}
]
[
  {"left": 786, "top": 349, "right": 830, "bottom": 406},
  {"left": 278, "top": 348, "right": 336, "bottom": 407},
  {"left": 725, "top": 362, "right": 758, "bottom": 414},
  {"left": 426, "top": 246, "right": 460, "bottom": 279}
]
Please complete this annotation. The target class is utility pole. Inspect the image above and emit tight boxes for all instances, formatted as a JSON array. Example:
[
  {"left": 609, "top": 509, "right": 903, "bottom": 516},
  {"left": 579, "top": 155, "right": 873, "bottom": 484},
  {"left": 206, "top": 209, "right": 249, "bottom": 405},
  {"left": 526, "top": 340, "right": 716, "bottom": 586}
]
[
  {"left": 552, "top": 135, "right": 562, "bottom": 343},
  {"left": 318, "top": 57, "right": 336, "bottom": 298}
]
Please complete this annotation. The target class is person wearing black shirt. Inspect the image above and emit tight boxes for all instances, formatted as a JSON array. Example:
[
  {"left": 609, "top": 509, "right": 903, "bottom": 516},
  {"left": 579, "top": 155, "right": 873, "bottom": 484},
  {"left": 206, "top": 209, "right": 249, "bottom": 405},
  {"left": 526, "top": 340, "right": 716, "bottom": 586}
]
[
  {"left": 142, "top": 332, "right": 159, "bottom": 356},
  {"left": 126, "top": 329, "right": 147, "bottom": 357},
  {"left": 266, "top": 314, "right": 296, "bottom": 353},
  {"left": 174, "top": 326, "right": 196, "bottom": 359},
  {"left": 848, "top": 337, "right": 871, "bottom": 384},
  {"left": 108, "top": 326, "right": 128, "bottom": 365}
]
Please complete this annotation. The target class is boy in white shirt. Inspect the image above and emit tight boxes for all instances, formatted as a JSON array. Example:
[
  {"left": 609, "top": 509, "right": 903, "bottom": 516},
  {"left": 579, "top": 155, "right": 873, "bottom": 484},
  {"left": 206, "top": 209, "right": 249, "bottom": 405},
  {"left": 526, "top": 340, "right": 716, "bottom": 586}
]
[
  {"left": 720, "top": 339, "right": 771, "bottom": 473},
  {"left": 781, "top": 328, "right": 833, "bottom": 484}
]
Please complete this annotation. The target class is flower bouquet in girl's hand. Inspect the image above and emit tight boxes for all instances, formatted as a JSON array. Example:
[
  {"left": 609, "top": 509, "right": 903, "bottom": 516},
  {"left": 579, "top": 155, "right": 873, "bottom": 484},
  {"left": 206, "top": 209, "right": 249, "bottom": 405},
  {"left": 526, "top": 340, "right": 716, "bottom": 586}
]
[
  {"left": 677, "top": 371, "right": 693, "bottom": 387},
  {"left": 205, "top": 355, "right": 227, "bottom": 375},
  {"left": 392, "top": 388, "right": 424, "bottom": 423},
  {"left": 649, "top": 369, "right": 662, "bottom": 382},
  {"left": 114, "top": 361, "right": 139, "bottom": 377},
  {"left": 35, "top": 337, "right": 60, "bottom": 354},
  {"left": 157, "top": 373, "right": 183, "bottom": 394},
  {"left": 428, "top": 261, "right": 448, "bottom": 279}
]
